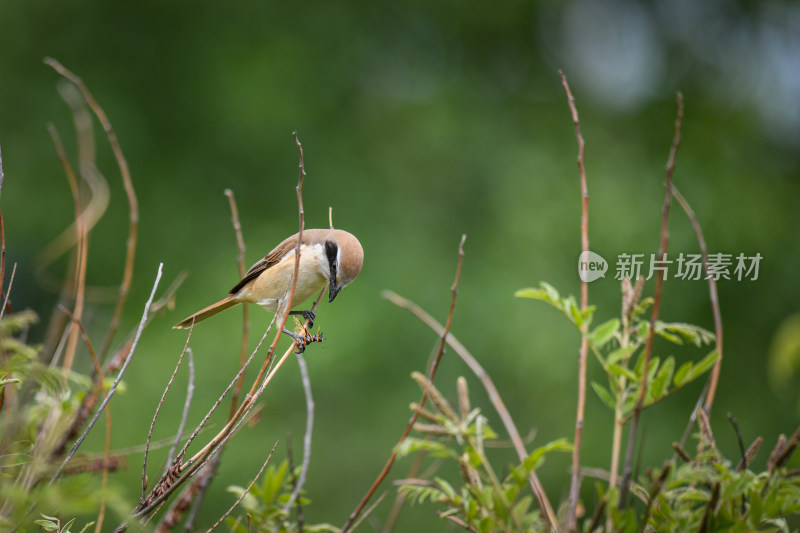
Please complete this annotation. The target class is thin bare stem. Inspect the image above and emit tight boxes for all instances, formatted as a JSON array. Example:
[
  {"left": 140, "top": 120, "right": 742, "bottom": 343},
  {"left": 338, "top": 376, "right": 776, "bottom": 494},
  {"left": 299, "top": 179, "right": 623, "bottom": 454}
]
[
  {"left": 45, "top": 122, "right": 88, "bottom": 372},
  {"left": 206, "top": 441, "right": 279, "bottom": 532},
  {"left": 133, "top": 133, "right": 317, "bottom": 522},
  {"left": 620, "top": 92, "right": 683, "bottom": 506},
  {"left": 225, "top": 188, "right": 250, "bottom": 418},
  {"left": 44, "top": 57, "right": 140, "bottom": 364},
  {"left": 0, "top": 143, "right": 5, "bottom": 321},
  {"left": 285, "top": 435, "right": 304, "bottom": 533},
  {"left": 181, "top": 320, "right": 275, "bottom": 465},
  {"left": 439, "top": 512, "right": 480, "bottom": 533},
  {"left": 58, "top": 307, "right": 111, "bottom": 533},
  {"left": 159, "top": 189, "right": 247, "bottom": 530},
  {"left": 142, "top": 326, "right": 194, "bottom": 499},
  {"left": 347, "top": 491, "right": 388, "bottom": 533},
  {"left": 560, "top": 70, "right": 588, "bottom": 533},
  {"left": 276, "top": 352, "right": 314, "bottom": 527},
  {"left": 671, "top": 184, "right": 723, "bottom": 412},
  {"left": 0, "top": 263, "right": 16, "bottom": 323},
  {"left": 166, "top": 349, "right": 195, "bottom": 471},
  {"left": 61, "top": 83, "right": 98, "bottom": 374},
  {"left": 342, "top": 235, "right": 467, "bottom": 533},
  {"left": 0, "top": 143, "right": 4, "bottom": 200},
  {"left": 381, "top": 290, "right": 558, "bottom": 528},
  {"left": 51, "top": 263, "right": 163, "bottom": 483},
  {"left": 142, "top": 289, "right": 321, "bottom": 521},
  {"left": 382, "top": 448, "right": 427, "bottom": 533}
]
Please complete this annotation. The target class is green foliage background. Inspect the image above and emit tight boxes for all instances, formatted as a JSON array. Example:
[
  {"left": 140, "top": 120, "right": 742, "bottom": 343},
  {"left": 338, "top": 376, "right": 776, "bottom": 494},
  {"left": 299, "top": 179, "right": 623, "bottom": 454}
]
[{"left": 2, "top": 0, "right": 799, "bottom": 529}]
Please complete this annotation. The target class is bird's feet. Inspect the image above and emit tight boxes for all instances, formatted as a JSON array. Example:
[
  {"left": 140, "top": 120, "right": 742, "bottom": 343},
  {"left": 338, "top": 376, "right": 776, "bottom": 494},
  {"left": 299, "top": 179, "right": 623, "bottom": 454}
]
[
  {"left": 289, "top": 310, "right": 316, "bottom": 329},
  {"left": 282, "top": 327, "right": 324, "bottom": 354}
]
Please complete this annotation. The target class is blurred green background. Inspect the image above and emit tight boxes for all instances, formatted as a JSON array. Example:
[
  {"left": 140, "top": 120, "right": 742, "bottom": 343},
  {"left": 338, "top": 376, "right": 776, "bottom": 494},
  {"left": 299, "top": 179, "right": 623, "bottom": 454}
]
[{"left": 2, "top": 0, "right": 799, "bottom": 529}]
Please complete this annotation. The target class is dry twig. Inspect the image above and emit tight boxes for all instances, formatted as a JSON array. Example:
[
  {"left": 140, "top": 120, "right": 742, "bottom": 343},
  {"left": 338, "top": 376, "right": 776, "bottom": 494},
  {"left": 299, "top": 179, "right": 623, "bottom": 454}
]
[
  {"left": 225, "top": 188, "right": 250, "bottom": 417},
  {"left": 44, "top": 57, "right": 140, "bottom": 364},
  {"left": 560, "top": 70, "right": 588, "bottom": 533},
  {"left": 380, "top": 289, "right": 557, "bottom": 529},
  {"left": 51, "top": 263, "right": 163, "bottom": 483},
  {"left": 275, "top": 351, "right": 314, "bottom": 531},
  {"left": 133, "top": 132, "right": 318, "bottom": 523},
  {"left": 342, "top": 235, "right": 467, "bottom": 533},
  {"left": 620, "top": 92, "right": 683, "bottom": 506},
  {"left": 671, "top": 183, "right": 724, "bottom": 412},
  {"left": 142, "top": 326, "right": 195, "bottom": 499}
]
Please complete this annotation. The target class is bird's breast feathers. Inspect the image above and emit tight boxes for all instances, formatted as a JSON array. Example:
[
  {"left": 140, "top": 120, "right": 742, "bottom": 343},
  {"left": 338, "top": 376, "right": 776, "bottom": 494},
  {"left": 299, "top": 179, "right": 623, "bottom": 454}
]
[{"left": 235, "top": 243, "right": 329, "bottom": 311}]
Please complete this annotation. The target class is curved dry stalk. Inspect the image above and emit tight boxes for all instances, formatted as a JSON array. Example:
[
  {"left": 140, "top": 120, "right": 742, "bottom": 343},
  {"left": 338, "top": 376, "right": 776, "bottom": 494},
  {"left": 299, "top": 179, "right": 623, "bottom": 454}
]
[
  {"left": 671, "top": 184, "right": 723, "bottom": 412},
  {"left": 381, "top": 289, "right": 558, "bottom": 529},
  {"left": 36, "top": 116, "right": 110, "bottom": 297},
  {"left": 43, "top": 57, "right": 140, "bottom": 364},
  {"left": 44, "top": 122, "right": 89, "bottom": 372},
  {"left": 342, "top": 235, "right": 467, "bottom": 533}
]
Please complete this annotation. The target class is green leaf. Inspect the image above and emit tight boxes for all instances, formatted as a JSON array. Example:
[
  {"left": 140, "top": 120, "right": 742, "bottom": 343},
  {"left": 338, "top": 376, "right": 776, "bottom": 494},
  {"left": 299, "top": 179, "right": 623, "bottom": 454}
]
[
  {"left": 435, "top": 477, "right": 457, "bottom": 502},
  {"left": 61, "top": 518, "right": 75, "bottom": 533},
  {"left": 514, "top": 282, "right": 560, "bottom": 307},
  {"left": 591, "top": 381, "right": 616, "bottom": 410},
  {"left": 683, "top": 350, "right": 719, "bottom": 383},
  {"left": 261, "top": 460, "right": 288, "bottom": 505},
  {"left": 591, "top": 318, "right": 620, "bottom": 348},
  {"left": 768, "top": 313, "right": 800, "bottom": 389},
  {"left": 77, "top": 523, "right": 96, "bottom": 533},
  {"left": 636, "top": 321, "right": 650, "bottom": 340},
  {"left": 542, "top": 282, "right": 560, "bottom": 304},
  {"left": 395, "top": 437, "right": 451, "bottom": 458},
  {"left": 608, "top": 364, "right": 638, "bottom": 383},
  {"left": 673, "top": 361, "right": 693, "bottom": 387},
  {"left": 567, "top": 297, "right": 582, "bottom": 325},
  {"left": 34, "top": 520, "right": 59, "bottom": 532},
  {"left": 657, "top": 322, "right": 715, "bottom": 347},
  {"left": 607, "top": 345, "right": 637, "bottom": 365},
  {"left": 647, "top": 356, "right": 661, "bottom": 383},
  {"left": 582, "top": 305, "right": 597, "bottom": 326},
  {"left": 520, "top": 438, "right": 572, "bottom": 473},
  {"left": 650, "top": 356, "right": 675, "bottom": 399},
  {"left": 514, "top": 287, "right": 549, "bottom": 301},
  {"left": 512, "top": 495, "right": 532, "bottom": 521}
]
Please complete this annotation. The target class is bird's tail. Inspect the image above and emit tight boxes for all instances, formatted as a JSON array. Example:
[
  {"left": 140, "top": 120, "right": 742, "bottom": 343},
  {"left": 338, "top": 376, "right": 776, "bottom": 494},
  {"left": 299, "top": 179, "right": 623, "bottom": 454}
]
[{"left": 174, "top": 296, "right": 239, "bottom": 329}]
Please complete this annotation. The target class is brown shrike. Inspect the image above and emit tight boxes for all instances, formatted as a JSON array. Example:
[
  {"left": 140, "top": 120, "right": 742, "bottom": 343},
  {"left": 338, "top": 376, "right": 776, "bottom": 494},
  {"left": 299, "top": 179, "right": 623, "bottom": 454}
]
[{"left": 174, "top": 229, "right": 363, "bottom": 347}]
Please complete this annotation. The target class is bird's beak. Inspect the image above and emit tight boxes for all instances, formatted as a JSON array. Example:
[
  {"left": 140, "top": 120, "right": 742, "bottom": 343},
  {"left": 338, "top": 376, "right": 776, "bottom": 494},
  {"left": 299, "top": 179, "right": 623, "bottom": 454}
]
[{"left": 329, "top": 278, "right": 341, "bottom": 302}]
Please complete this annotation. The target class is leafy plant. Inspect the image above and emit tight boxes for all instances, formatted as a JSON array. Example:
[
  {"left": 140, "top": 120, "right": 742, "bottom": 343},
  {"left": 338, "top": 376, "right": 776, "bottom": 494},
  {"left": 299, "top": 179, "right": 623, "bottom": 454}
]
[
  {"left": 397, "top": 373, "right": 571, "bottom": 532},
  {"left": 33, "top": 514, "right": 94, "bottom": 533},
  {"left": 225, "top": 460, "right": 338, "bottom": 533}
]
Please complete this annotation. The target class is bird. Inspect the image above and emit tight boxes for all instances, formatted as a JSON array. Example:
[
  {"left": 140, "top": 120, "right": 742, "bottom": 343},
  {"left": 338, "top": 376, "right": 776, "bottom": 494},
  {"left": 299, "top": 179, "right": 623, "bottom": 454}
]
[{"left": 174, "top": 228, "right": 363, "bottom": 349}]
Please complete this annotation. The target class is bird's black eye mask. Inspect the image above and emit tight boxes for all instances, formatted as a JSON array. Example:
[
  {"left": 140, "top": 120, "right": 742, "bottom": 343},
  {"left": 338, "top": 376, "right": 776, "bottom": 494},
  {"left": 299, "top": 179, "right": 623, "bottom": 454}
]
[{"left": 325, "top": 240, "right": 338, "bottom": 281}]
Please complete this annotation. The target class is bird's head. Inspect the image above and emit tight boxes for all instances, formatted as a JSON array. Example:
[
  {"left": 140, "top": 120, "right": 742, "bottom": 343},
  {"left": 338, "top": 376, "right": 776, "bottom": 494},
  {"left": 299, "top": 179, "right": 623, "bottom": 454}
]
[{"left": 325, "top": 230, "right": 364, "bottom": 302}]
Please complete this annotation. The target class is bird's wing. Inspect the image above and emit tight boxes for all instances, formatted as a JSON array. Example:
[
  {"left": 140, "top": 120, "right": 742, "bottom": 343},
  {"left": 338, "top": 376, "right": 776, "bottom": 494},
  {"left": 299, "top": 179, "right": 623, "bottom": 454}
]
[
  {"left": 230, "top": 238, "right": 294, "bottom": 294},
  {"left": 228, "top": 229, "right": 332, "bottom": 295},
  {"left": 228, "top": 232, "right": 303, "bottom": 295}
]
